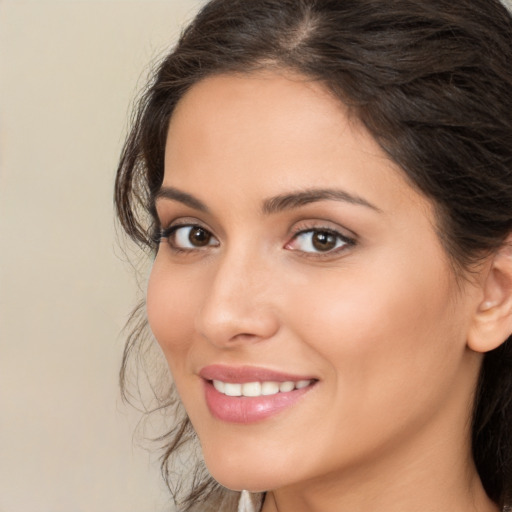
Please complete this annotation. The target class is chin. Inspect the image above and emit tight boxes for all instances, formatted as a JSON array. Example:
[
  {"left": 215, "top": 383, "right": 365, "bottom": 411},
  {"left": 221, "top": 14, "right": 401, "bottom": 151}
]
[{"left": 202, "top": 447, "right": 289, "bottom": 493}]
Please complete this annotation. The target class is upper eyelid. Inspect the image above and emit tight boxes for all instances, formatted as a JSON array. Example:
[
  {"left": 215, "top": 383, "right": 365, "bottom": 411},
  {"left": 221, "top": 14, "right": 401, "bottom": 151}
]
[
  {"left": 293, "top": 225, "right": 349, "bottom": 237},
  {"left": 289, "top": 227, "right": 355, "bottom": 246},
  {"left": 158, "top": 216, "right": 212, "bottom": 231},
  {"left": 290, "top": 219, "right": 358, "bottom": 240},
  {"left": 155, "top": 197, "right": 359, "bottom": 232},
  {"left": 160, "top": 222, "right": 216, "bottom": 238}
]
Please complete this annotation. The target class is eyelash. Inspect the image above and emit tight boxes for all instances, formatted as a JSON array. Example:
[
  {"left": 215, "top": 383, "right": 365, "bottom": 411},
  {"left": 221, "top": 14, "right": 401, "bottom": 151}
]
[
  {"left": 158, "top": 223, "right": 219, "bottom": 253},
  {"left": 157, "top": 222, "right": 356, "bottom": 257}
]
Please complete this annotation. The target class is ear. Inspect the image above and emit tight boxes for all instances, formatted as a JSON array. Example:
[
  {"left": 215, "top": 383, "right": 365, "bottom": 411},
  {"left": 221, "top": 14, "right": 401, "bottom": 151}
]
[{"left": 467, "top": 236, "right": 512, "bottom": 353}]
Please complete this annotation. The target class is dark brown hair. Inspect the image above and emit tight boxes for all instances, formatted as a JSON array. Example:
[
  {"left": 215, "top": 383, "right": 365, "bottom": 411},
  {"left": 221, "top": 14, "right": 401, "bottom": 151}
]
[{"left": 115, "top": 0, "right": 512, "bottom": 510}]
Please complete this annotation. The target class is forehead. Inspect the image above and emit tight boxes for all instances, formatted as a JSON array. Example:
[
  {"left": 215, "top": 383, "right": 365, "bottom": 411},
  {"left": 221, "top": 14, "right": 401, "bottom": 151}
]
[{"left": 163, "top": 71, "right": 431, "bottom": 218}]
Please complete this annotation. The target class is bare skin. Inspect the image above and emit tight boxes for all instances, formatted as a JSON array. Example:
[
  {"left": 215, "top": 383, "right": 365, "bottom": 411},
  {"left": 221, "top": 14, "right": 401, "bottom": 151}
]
[{"left": 148, "top": 71, "right": 507, "bottom": 512}]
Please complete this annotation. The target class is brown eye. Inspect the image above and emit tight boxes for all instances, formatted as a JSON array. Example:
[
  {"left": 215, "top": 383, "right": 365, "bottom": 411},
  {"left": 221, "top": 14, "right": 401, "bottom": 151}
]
[
  {"left": 311, "top": 231, "right": 337, "bottom": 251},
  {"left": 286, "top": 228, "right": 353, "bottom": 255},
  {"left": 189, "top": 226, "right": 211, "bottom": 246},
  {"left": 165, "top": 225, "right": 219, "bottom": 250}
]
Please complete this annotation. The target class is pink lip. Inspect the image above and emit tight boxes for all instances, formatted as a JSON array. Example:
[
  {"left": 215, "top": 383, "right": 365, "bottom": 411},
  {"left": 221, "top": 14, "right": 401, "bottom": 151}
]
[
  {"left": 199, "top": 365, "right": 317, "bottom": 424},
  {"left": 199, "top": 364, "right": 316, "bottom": 383}
]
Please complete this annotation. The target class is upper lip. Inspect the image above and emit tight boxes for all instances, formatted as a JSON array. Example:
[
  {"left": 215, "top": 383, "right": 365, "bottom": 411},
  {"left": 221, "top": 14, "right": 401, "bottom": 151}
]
[{"left": 199, "top": 364, "right": 317, "bottom": 383}]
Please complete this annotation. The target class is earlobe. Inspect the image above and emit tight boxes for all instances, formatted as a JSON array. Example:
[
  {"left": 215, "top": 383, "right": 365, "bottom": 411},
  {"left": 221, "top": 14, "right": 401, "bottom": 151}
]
[{"left": 468, "top": 236, "right": 512, "bottom": 353}]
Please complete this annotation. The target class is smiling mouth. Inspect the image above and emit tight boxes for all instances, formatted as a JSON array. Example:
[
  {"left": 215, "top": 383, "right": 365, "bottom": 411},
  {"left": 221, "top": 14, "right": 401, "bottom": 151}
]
[
  {"left": 211, "top": 379, "right": 315, "bottom": 397},
  {"left": 203, "top": 377, "right": 317, "bottom": 423},
  {"left": 199, "top": 365, "right": 318, "bottom": 422}
]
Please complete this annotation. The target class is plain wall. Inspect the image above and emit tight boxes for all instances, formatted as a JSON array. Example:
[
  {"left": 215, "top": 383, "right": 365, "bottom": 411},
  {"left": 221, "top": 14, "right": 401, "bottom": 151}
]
[{"left": 0, "top": 2, "right": 203, "bottom": 511}]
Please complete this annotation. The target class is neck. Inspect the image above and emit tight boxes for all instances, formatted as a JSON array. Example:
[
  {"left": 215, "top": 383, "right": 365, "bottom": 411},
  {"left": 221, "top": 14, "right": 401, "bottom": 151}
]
[
  {"left": 262, "top": 450, "right": 495, "bottom": 512},
  {"left": 261, "top": 393, "right": 497, "bottom": 512},
  {"left": 263, "top": 458, "right": 495, "bottom": 512}
]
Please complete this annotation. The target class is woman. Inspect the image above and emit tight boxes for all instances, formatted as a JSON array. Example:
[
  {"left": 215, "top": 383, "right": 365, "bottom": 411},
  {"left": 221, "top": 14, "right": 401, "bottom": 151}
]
[{"left": 115, "top": 0, "right": 512, "bottom": 511}]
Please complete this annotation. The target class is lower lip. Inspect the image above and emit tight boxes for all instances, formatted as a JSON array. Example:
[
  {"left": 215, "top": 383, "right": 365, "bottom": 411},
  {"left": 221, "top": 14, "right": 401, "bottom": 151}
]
[{"left": 203, "top": 380, "right": 315, "bottom": 424}]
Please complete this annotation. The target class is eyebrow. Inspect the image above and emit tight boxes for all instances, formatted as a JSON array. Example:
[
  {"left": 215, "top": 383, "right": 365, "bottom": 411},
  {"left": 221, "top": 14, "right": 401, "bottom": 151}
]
[
  {"left": 262, "top": 188, "right": 381, "bottom": 214},
  {"left": 153, "top": 186, "right": 380, "bottom": 215},
  {"left": 153, "top": 186, "right": 210, "bottom": 212}
]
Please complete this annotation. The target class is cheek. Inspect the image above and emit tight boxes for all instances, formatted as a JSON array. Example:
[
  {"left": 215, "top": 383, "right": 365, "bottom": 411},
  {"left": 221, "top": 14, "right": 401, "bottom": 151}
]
[
  {"left": 146, "top": 260, "right": 198, "bottom": 368},
  {"left": 285, "top": 251, "right": 463, "bottom": 408},
  {"left": 270, "top": 256, "right": 468, "bottom": 471}
]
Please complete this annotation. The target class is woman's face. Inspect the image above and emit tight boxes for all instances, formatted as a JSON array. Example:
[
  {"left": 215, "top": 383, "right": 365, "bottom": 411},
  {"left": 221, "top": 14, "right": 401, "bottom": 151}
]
[{"left": 147, "top": 72, "right": 483, "bottom": 493}]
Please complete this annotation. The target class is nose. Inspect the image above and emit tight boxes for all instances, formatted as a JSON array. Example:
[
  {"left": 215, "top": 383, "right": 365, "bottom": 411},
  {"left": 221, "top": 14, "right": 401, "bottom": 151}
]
[{"left": 194, "top": 247, "right": 280, "bottom": 348}]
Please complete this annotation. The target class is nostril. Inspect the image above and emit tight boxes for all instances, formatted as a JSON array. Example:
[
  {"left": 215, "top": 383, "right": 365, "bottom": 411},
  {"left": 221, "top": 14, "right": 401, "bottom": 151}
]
[{"left": 230, "top": 332, "right": 261, "bottom": 342}]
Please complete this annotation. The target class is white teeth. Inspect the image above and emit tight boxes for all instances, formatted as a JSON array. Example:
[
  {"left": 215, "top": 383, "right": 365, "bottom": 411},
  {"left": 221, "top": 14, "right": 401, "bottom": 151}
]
[
  {"left": 213, "top": 380, "right": 225, "bottom": 393},
  {"left": 261, "top": 381, "right": 280, "bottom": 396},
  {"left": 296, "top": 380, "right": 310, "bottom": 389},
  {"left": 213, "top": 379, "right": 313, "bottom": 397},
  {"left": 279, "top": 381, "right": 295, "bottom": 392},
  {"left": 224, "top": 382, "right": 242, "bottom": 396},
  {"left": 242, "top": 382, "right": 261, "bottom": 397}
]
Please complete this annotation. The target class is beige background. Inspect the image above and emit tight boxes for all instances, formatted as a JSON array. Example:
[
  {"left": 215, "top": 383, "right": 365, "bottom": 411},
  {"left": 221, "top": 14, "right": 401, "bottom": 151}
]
[{"left": 0, "top": 1, "right": 204, "bottom": 511}]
